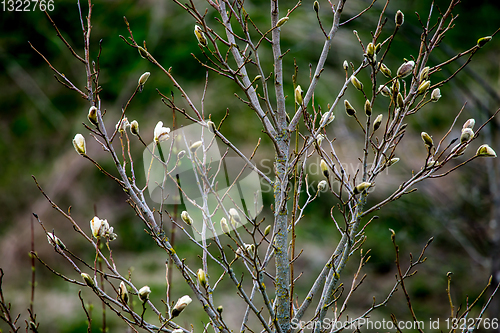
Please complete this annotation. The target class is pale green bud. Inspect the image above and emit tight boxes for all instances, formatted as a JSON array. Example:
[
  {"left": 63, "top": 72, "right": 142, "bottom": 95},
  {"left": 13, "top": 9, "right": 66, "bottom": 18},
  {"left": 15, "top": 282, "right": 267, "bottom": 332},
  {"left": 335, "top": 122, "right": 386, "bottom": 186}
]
[
  {"left": 350, "top": 75, "right": 363, "bottom": 91},
  {"left": 343, "top": 60, "right": 349, "bottom": 71},
  {"left": 387, "top": 157, "right": 400, "bottom": 167},
  {"left": 81, "top": 273, "right": 94, "bottom": 287},
  {"left": 354, "top": 182, "right": 371, "bottom": 194},
  {"left": 419, "top": 66, "right": 430, "bottom": 82},
  {"left": 220, "top": 217, "right": 230, "bottom": 234},
  {"left": 417, "top": 80, "right": 431, "bottom": 95},
  {"left": 421, "top": 132, "right": 433, "bottom": 147},
  {"left": 344, "top": 100, "right": 356, "bottom": 116},
  {"left": 397, "top": 92, "right": 404, "bottom": 108},
  {"left": 197, "top": 268, "right": 208, "bottom": 288},
  {"left": 276, "top": 17, "right": 289, "bottom": 28},
  {"left": 181, "top": 211, "right": 193, "bottom": 226},
  {"left": 364, "top": 99, "right": 372, "bottom": 116},
  {"left": 294, "top": 85, "right": 303, "bottom": 105},
  {"left": 320, "top": 159, "right": 329, "bottom": 178},
  {"left": 373, "top": 114, "right": 383, "bottom": 131},
  {"left": 477, "top": 36, "right": 492, "bottom": 48},
  {"left": 264, "top": 225, "right": 271, "bottom": 237},
  {"left": 229, "top": 208, "right": 242, "bottom": 225},
  {"left": 194, "top": 25, "right": 208, "bottom": 47},
  {"left": 476, "top": 144, "right": 497, "bottom": 157},
  {"left": 138, "top": 72, "right": 150, "bottom": 92},
  {"left": 190, "top": 140, "right": 203, "bottom": 152},
  {"left": 47, "top": 232, "right": 66, "bottom": 250},
  {"left": 172, "top": 295, "right": 192, "bottom": 317},
  {"left": 379, "top": 63, "right": 392, "bottom": 78}
]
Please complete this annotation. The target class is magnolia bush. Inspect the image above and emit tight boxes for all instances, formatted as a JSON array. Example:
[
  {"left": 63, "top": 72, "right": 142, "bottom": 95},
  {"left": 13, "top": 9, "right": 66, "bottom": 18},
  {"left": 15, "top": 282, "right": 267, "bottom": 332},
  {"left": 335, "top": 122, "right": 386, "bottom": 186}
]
[{"left": 2, "top": 0, "right": 500, "bottom": 332}]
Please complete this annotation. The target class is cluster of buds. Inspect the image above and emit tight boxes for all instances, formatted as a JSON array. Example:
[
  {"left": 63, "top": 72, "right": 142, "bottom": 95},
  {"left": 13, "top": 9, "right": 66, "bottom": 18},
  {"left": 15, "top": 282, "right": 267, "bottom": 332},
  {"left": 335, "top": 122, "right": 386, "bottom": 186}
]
[
  {"left": 236, "top": 243, "right": 255, "bottom": 259},
  {"left": 90, "top": 216, "right": 117, "bottom": 241}
]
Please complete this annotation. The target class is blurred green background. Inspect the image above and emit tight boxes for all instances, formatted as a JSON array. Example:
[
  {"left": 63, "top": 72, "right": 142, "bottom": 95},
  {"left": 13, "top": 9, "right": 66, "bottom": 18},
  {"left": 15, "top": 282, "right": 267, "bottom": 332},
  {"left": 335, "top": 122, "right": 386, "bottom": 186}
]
[{"left": 1, "top": 0, "right": 500, "bottom": 331}]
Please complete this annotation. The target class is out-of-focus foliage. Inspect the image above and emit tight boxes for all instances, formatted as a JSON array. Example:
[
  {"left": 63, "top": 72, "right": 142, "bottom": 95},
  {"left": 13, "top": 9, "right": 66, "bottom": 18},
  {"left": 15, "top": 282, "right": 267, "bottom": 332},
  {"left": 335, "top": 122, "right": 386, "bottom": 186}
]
[{"left": 0, "top": 0, "right": 499, "bottom": 331}]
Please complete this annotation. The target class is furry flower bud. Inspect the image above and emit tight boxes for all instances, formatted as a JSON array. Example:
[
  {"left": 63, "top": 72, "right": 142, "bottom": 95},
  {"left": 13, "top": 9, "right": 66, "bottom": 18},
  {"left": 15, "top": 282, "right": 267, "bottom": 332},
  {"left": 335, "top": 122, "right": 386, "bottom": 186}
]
[
  {"left": 81, "top": 273, "right": 94, "bottom": 287},
  {"left": 320, "top": 159, "right": 329, "bottom": 178},
  {"left": 460, "top": 128, "right": 474, "bottom": 143},
  {"left": 137, "top": 46, "right": 148, "bottom": 59},
  {"left": 73, "top": 134, "right": 86, "bottom": 155},
  {"left": 138, "top": 286, "right": 151, "bottom": 302},
  {"left": 354, "top": 182, "right": 372, "bottom": 194},
  {"left": 378, "top": 85, "right": 391, "bottom": 97},
  {"left": 396, "top": 92, "right": 404, "bottom": 108},
  {"left": 172, "top": 295, "right": 192, "bottom": 317},
  {"left": 431, "top": 88, "right": 441, "bottom": 102},
  {"left": 395, "top": 10, "right": 404, "bottom": 26},
  {"left": 194, "top": 25, "right": 208, "bottom": 47},
  {"left": 276, "top": 17, "right": 289, "bottom": 28},
  {"left": 119, "top": 281, "right": 129, "bottom": 304},
  {"left": 181, "top": 211, "right": 193, "bottom": 226},
  {"left": 477, "top": 36, "right": 492, "bottom": 48},
  {"left": 421, "top": 132, "right": 433, "bottom": 148},
  {"left": 463, "top": 119, "right": 475, "bottom": 130},
  {"left": 197, "top": 269, "right": 208, "bottom": 288},
  {"left": 344, "top": 100, "right": 356, "bottom": 117},
  {"left": 364, "top": 99, "right": 372, "bottom": 116},
  {"left": 397, "top": 60, "right": 414, "bottom": 78},
  {"left": 366, "top": 42, "right": 375, "bottom": 62},
  {"left": 476, "top": 144, "right": 497, "bottom": 157},
  {"left": 419, "top": 66, "right": 430, "bottom": 82},
  {"left": 313, "top": 0, "right": 319, "bottom": 13},
  {"left": 88, "top": 106, "right": 98, "bottom": 125},
  {"left": 190, "top": 140, "right": 203, "bottom": 152},
  {"left": 229, "top": 208, "right": 242, "bottom": 225},
  {"left": 373, "top": 114, "right": 383, "bottom": 131},
  {"left": 220, "top": 217, "right": 230, "bottom": 234},
  {"left": 154, "top": 121, "right": 170, "bottom": 143},
  {"left": 387, "top": 157, "right": 400, "bottom": 167},
  {"left": 317, "top": 180, "right": 328, "bottom": 191},
  {"left": 417, "top": 80, "right": 431, "bottom": 95},
  {"left": 294, "top": 85, "right": 303, "bottom": 105},
  {"left": 264, "top": 225, "right": 271, "bottom": 237},
  {"left": 343, "top": 60, "right": 349, "bottom": 71},
  {"left": 320, "top": 112, "right": 335, "bottom": 126},
  {"left": 138, "top": 72, "right": 150, "bottom": 92},
  {"left": 379, "top": 63, "right": 392, "bottom": 78},
  {"left": 130, "top": 120, "right": 139, "bottom": 136},
  {"left": 350, "top": 75, "right": 363, "bottom": 91}
]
